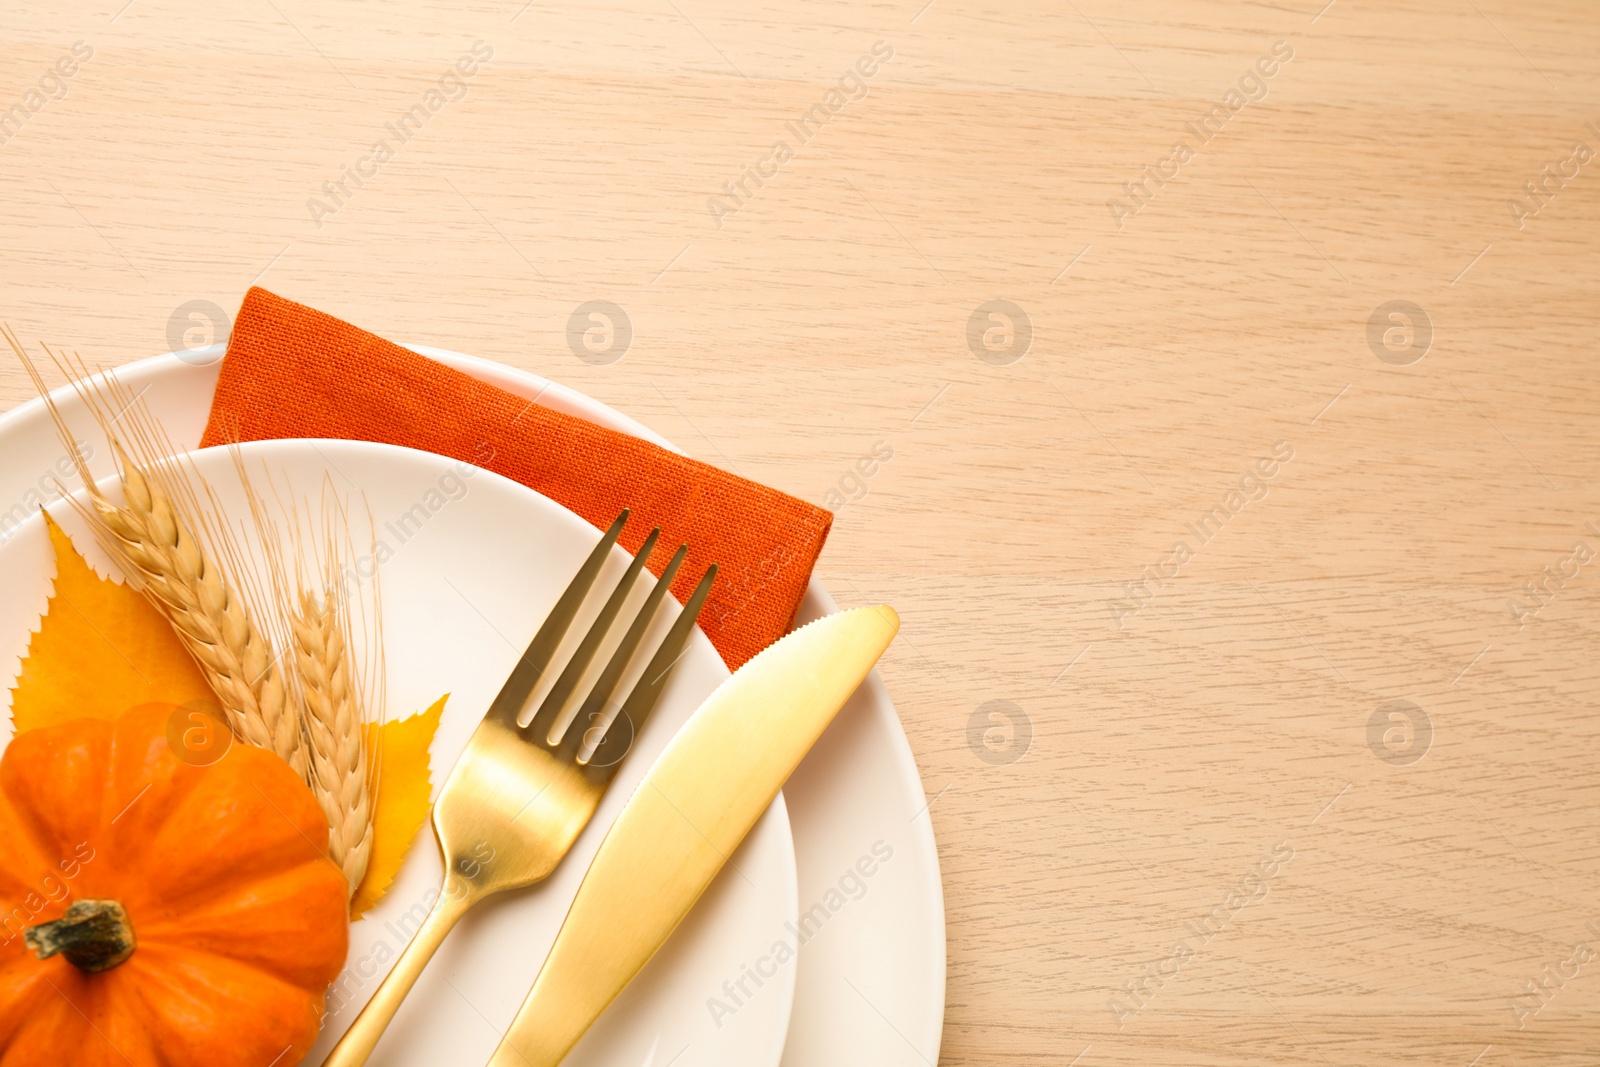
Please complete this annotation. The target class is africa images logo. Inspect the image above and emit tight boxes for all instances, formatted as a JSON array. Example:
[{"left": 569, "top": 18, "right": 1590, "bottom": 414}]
[
  {"left": 705, "top": 841, "right": 895, "bottom": 1028},
  {"left": 706, "top": 41, "right": 895, "bottom": 229},
  {"left": 1107, "top": 40, "right": 1294, "bottom": 230}
]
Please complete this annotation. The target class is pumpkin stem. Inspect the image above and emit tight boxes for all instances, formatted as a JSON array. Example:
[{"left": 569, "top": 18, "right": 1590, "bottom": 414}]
[{"left": 24, "top": 900, "right": 136, "bottom": 973}]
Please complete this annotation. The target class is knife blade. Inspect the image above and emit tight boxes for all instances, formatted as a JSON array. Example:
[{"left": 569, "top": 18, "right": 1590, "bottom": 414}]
[{"left": 484, "top": 604, "right": 900, "bottom": 1067}]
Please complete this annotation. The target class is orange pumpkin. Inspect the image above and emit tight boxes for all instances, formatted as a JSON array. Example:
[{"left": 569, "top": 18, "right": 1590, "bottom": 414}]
[{"left": 0, "top": 703, "right": 349, "bottom": 1065}]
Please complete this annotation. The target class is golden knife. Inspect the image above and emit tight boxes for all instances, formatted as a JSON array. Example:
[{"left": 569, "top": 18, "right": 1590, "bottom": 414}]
[{"left": 484, "top": 604, "right": 900, "bottom": 1067}]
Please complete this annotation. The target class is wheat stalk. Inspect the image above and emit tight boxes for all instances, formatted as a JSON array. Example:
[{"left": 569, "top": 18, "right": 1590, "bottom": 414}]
[
  {"left": 240, "top": 462, "right": 379, "bottom": 902},
  {"left": 4, "top": 327, "right": 305, "bottom": 777},
  {"left": 8, "top": 326, "right": 382, "bottom": 903},
  {"left": 96, "top": 445, "right": 306, "bottom": 776},
  {"left": 292, "top": 586, "right": 372, "bottom": 896}
]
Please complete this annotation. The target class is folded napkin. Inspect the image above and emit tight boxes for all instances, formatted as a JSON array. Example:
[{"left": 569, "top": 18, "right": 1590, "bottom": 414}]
[{"left": 200, "top": 287, "right": 832, "bottom": 670}]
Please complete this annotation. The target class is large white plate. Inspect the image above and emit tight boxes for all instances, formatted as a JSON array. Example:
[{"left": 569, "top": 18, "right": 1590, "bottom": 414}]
[
  {"left": 0, "top": 344, "right": 947, "bottom": 1066},
  {"left": 0, "top": 438, "right": 798, "bottom": 1067}
]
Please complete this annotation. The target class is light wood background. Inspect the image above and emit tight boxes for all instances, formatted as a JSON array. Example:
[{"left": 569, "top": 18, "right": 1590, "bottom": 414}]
[{"left": 3, "top": 0, "right": 1598, "bottom": 1063}]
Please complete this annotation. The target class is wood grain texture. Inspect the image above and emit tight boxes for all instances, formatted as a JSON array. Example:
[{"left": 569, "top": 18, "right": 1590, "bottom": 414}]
[{"left": 2, "top": 1, "right": 1597, "bottom": 1063}]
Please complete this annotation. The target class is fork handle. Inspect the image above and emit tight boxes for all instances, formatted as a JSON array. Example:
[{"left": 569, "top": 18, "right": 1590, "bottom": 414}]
[{"left": 321, "top": 880, "right": 477, "bottom": 1067}]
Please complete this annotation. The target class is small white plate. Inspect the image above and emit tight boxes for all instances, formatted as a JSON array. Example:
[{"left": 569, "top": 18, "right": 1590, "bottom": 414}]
[
  {"left": 0, "top": 438, "right": 799, "bottom": 1067},
  {"left": 0, "top": 345, "right": 947, "bottom": 1066}
]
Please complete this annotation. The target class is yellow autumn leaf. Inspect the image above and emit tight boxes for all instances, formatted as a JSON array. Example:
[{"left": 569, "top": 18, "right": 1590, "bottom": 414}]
[
  {"left": 350, "top": 694, "right": 447, "bottom": 918},
  {"left": 13, "top": 511, "right": 446, "bottom": 919},
  {"left": 9, "top": 513, "right": 215, "bottom": 733}
]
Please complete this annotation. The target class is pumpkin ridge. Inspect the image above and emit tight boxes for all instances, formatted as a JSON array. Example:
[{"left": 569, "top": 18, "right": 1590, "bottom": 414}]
[
  {"left": 131, "top": 860, "right": 350, "bottom": 991},
  {"left": 111, "top": 959, "right": 178, "bottom": 1067},
  {"left": 129, "top": 937, "right": 339, "bottom": 999},
  {"left": 103, "top": 704, "right": 218, "bottom": 860},
  {"left": 121, "top": 943, "right": 328, "bottom": 1064},
  {"left": 34, "top": 967, "right": 103, "bottom": 1054},
  {"left": 0, "top": 718, "right": 114, "bottom": 881},
  {"left": 134, "top": 851, "right": 333, "bottom": 916},
  {"left": 0, "top": 953, "right": 59, "bottom": 1047},
  {"left": 65, "top": 961, "right": 167, "bottom": 1067},
  {"left": 0, "top": 803, "right": 55, "bottom": 906},
  {"left": 139, "top": 745, "right": 333, "bottom": 900},
  {"left": 0, "top": 781, "right": 57, "bottom": 904}
]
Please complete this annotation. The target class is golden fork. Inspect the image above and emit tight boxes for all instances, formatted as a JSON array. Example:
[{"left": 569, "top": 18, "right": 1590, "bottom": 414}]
[{"left": 322, "top": 510, "right": 715, "bottom": 1067}]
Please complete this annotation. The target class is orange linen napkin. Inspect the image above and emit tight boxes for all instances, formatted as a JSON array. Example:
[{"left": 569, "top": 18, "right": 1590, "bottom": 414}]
[{"left": 200, "top": 287, "right": 832, "bottom": 670}]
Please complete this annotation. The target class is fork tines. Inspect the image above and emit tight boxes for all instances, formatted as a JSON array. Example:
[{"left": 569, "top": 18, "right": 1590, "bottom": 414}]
[{"left": 485, "top": 510, "right": 715, "bottom": 781}]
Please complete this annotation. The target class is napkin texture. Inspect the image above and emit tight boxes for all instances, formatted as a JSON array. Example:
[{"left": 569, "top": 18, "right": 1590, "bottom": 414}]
[{"left": 200, "top": 287, "right": 832, "bottom": 669}]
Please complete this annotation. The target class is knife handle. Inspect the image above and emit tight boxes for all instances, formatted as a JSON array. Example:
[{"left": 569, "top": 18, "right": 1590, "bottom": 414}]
[{"left": 321, "top": 877, "right": 476, "bottom": 1067}]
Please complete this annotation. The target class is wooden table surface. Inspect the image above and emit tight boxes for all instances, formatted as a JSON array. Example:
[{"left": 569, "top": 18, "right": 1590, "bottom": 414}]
[{"left": 3, "top": 1, "right": 1597, "bottom": 1063}]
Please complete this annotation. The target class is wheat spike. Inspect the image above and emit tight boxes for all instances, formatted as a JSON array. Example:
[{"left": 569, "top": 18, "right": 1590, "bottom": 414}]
[
  {"left": 2, "top": 327, "right": 304, "bottom": 777},
  {"left": 7, "top": 326, "right": 381, "bottom": 897},
  {"left": 293, "top": 587, "right": 373, "bottom": 897},
  {"left": 92, "top": 446, "right": 306, "bottom": 777}
]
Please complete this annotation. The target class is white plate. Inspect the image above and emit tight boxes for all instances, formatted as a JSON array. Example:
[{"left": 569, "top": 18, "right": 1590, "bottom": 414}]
[
  {"left": 0, "top": 345, "right": 947, "bottom": 1066},
  {"left": 0, "top": 438, "right": 798, "bottom": 1067}
]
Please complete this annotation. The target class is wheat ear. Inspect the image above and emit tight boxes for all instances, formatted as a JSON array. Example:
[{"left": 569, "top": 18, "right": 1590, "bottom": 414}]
[
  {"left": 292, "top": 586, "right": 372, "bottom": 897},
  {"left": 2, "top": 328, "right": 304, "bottom": 776},
  {"left": 88, "top": 446, "right": 306, "bottom": 776}
]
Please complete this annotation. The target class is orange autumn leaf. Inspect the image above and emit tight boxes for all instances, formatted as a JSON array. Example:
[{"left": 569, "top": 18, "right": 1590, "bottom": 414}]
[
  {"left": 351, "top": 694, "right": 447, "bottom": 918},
  {"left": 10, "top": 513, "right": 215, "bottom": 733}
]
